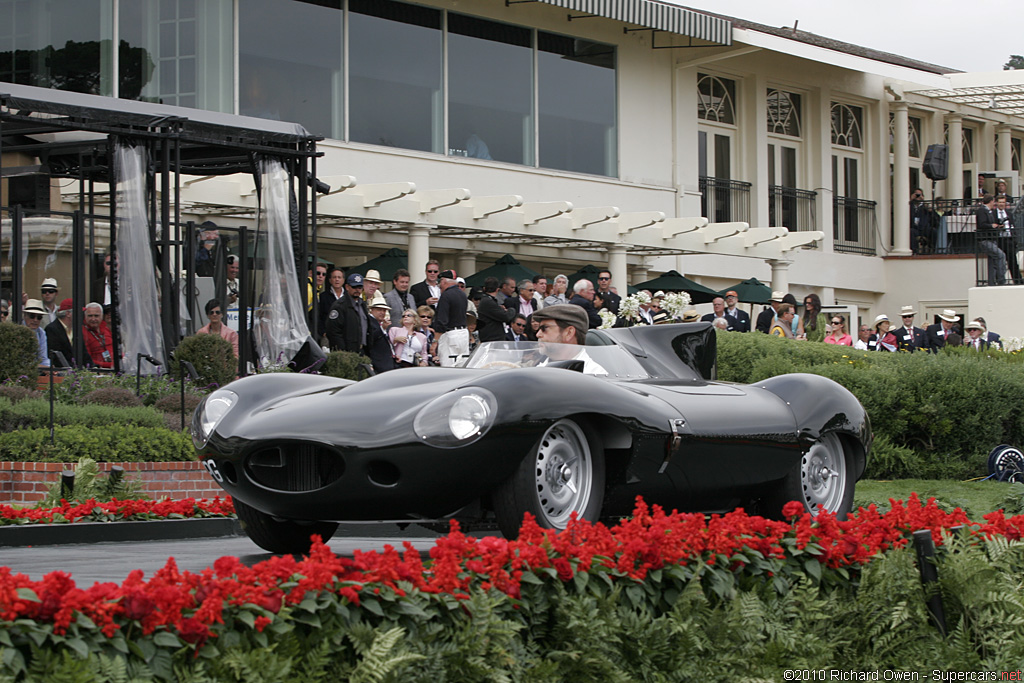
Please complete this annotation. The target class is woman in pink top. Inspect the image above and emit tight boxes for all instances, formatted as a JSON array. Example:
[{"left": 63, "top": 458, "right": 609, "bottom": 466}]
[
  {"left": 823, "top": 314, "right": 853, "bottom": 346},
  {"left": 197, "top": 298, "right": 239, "bottom": 357},
  {"left": 389, "top": 309, "right": 429, "bottom": 367}
]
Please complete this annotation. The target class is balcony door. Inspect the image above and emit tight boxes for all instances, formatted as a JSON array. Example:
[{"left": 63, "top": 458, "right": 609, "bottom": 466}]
[
  {"left": 833, "top": 152, "right": 861, "bottom": 242},
  {"left": 768, "top": 141, "right": 800, "bottom": 228},
  {"left": 698, "top": 129, "right": 735, "bottom": 222}
]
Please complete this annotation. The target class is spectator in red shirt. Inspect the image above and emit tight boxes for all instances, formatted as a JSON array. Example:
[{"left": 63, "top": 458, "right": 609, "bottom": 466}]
[{"left": 83, "top": 302, "right": 113, "bottom": 368}]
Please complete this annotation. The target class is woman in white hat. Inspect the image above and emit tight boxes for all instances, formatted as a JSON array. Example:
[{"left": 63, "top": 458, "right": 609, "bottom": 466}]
[{"left": 869, "top": 314, "right": 898, "bottom": 352}]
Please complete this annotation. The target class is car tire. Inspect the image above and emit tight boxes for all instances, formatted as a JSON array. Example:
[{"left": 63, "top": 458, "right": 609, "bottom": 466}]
[
  {"left": 234, "top": 498, "right": 339, "bottom": 555},
  {"left": 767, "top": 432, "right": 855, "bottom": 520},
  {"left": 493, "top": 418, "right": 605, "bottom": 539}
]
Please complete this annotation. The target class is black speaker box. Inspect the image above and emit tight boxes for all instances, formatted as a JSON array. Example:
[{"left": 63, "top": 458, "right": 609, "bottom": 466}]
[{"left": 923, "top": 144, "right": 948, "bottom": 181}]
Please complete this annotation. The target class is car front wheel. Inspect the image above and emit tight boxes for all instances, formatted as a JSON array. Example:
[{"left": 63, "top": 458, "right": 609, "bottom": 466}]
[
  {"left": 234, "top": 498, "right": 339, "bottom": 555},
  {"left": 493, "top": 418, "right": 605, "bottom": 539},
  {"left": 768, "top": 432, "right": 855, "bottom": 519}
]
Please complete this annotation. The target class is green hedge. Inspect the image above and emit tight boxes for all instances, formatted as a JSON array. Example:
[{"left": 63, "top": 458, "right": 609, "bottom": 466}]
[
  {"left": 717, "top": 332, "right": 1024, "bottom": 479},
  {"left": 0, "top": 322, "right": 41, "bottom": 390},
  {"left": 0, "top": 397, "right": 166, "bottom": 432},
  {"left": 0, "top": 424, "right": 193, "bottom": 462}
]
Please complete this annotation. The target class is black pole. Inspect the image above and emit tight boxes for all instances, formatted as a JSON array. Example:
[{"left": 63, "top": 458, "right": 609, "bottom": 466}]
[
  {"left": 912, "top": 529, "right": 947, "bottom": 637},
  {"left": 108, "top": 138, "right": 121, "bottom": 374},
  {"left": 11, "top": 205, "right": 23, "bottom": 321},
  {"left": 238, "top": 225, "right": 250, "bottom": 378},
  {"left": 60, "top": 470, "right": 75, "bottom": 501},
  {"left": 71, "top": 210, "right": 85, "bottom": 366},
  {"left": 179, "top": 360, "right": 198, "bottom": 430},
  {"left": 48, "top": 363, "right": 55, "bottom": 444}
]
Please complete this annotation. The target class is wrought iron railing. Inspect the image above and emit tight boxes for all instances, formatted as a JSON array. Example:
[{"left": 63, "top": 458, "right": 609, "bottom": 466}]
[
  {"left": 833, "top": 197, "right": 877, "bottom": 255},
  {"left": 699, "top": 177, "right": 752, "bottom": 225},
  {"left": 768, "top": 186, "right": 817, "bottom": 239}
]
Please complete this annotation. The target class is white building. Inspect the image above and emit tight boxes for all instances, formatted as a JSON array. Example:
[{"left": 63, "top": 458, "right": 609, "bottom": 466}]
[{"left": 2, "top": 0, "right": 1023, "bottom": 333}]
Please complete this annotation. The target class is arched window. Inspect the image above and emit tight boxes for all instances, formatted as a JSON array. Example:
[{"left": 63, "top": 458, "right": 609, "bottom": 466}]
[
  {"left": 766, "top": 89, "right": 801, "bottom": 137},
  {"left": 697, "top": 73, "right": 736, "bottom": 124},
  {"left": 830, "top": 103, "right": 863, "bottom": 149}
]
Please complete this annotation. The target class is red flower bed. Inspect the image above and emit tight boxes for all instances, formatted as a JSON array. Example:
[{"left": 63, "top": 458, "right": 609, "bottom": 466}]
[
  {"left": 2, "top": 495, "right": 1023, "bottom": 649},
  {"left": 0, "top": 497, "right": 235, "bottom": 526}
]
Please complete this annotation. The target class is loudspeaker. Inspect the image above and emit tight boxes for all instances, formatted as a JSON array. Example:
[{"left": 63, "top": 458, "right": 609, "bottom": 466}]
[{"left": 923, "top": 144, "right": 948, "bottom": 181}]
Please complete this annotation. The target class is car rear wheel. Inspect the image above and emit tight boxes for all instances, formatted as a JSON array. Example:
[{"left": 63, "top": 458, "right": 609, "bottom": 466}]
[
  {"left": 234, "top": 498, "right": 339, "bottom": 555},
  {"left": 493, "top": 418, "right": 605, "bottom": 539},
  {"left": 767, "top": 432, "right": 854, "bottom": 519}
]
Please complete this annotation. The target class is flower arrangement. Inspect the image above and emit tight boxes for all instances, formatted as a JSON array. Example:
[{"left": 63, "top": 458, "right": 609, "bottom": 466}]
[
  {"left": 658, "top": 291, "right": 692, "bottom": 320},
  {"left": 617, "top": 291, "right": 651, "bottom": 323},
  {"left": 597, "top": 309, "right": 617, "bottom": 330},
  {"left": 0, "top": 497, "right": 235, "bottom": 526}
]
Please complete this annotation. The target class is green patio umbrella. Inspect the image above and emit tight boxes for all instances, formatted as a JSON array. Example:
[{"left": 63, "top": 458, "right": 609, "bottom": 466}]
[
  {"left": 632, "top": 270, "right": 720, "bottom": 304},
  {"left": 347, "top": 248, "right": 408, "bottom": 282},
  {"left": 464, "top": 254, "right": 538, "bottom": 287},
  {"left": 717, "top": 277, "right": 772, "bottom": 304},
  {"left": 567, "top": 264, "right": 604, "bottom": 290}
]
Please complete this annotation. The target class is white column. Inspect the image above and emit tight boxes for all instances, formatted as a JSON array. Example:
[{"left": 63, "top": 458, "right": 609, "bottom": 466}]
[
  {"left": 747, "top": 74, "right": 770, "bottom": 227},
  {"left": 947, "top": 114, "right": 964, "bottom": 201},
  {"left": 891, "top": 102, "right": 912, "bottom": 255},
  {"left": 608, "top": 245, "right": 628, "bottom": 292},
  {"left": 997, "top": 125, "right": 1013, "bottom": 174},
  {"left": 811, "top": 87, "right": 834, "bottom": 253},
  {"left": 629, "top": 262, "right": 650, "bottom": 287},
  {"left": 769, "top": 258, "right": 792, "bottom": 295},
  {"left": 407, "top": 225, "right": 431, "bottom": 281},
  {"left": 456, "top": 250, "right": 479, "bottom": 280}
]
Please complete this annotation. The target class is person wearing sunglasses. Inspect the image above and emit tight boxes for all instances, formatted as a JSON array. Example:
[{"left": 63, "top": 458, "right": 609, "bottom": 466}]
[
  {"left": 892, "top": 305, "right": 925, "bottom": 352},
  {"left": 0, "top": 298, "right": 9, "bottom": 321},
  {"left": 197, "top": 298, "right": 239, "bottom": 358},
  {"left": 83, "top": 302, "right": 114, "bottom": 368},
  {"left": 823, "top": 315, "right": 852, "bottom": 346},
  {"left": 22, "top": 299, "right": 51, "bottom": 367},
  {"left": 411, "top": 259, "right": 441, "bottom": 309}
]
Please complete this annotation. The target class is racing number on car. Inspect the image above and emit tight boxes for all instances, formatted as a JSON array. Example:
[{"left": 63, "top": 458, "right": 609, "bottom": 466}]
[{"left": 203, "top": 459, "right": 224, "bottom": 483}]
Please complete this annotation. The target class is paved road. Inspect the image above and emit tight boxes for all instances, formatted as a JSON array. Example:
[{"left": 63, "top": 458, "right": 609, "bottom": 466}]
[{"left": 1, "top": 527, "right": 449, "bottom": 587}]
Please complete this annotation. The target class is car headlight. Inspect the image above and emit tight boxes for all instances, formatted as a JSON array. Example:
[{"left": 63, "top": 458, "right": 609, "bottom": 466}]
[
  {"left": 413, "top": 388, "right": 496, "bottom": 448},
  {"left": 191, "top": 389, "right": 238, "bottom": 449}
]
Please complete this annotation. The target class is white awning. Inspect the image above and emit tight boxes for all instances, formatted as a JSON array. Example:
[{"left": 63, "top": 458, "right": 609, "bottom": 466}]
[{"left": 533, "top": 0, "right": 731, "bottom": 46}]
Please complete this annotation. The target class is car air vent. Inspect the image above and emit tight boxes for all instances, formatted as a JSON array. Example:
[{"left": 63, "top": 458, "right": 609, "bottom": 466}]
[{"left": 246, "top": 444, "right": 345, "bottom": 492}]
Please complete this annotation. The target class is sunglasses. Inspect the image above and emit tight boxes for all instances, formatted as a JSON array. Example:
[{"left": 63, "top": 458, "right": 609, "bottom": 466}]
[
  {"left": 427, "top": 269, "right": 439, "bottom": 274},
  {"left": 832, "top": 320, "right": 843, "bottom": 325},
  {"left": 209, "top": 310, "right": 222, "bottom": 315},
  {"left": 0, "top": 310, "right": 8, "bottom": 318},
  {"left": 598, "top": 276, "right": 610, "bottom": 281},
  {"left": 25, "top": 313, "right": 43, "bottom": 320}
]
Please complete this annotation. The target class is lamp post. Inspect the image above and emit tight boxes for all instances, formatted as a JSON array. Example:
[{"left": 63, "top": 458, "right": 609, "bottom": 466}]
[
  {"left": 179, "top": 360, "right": 199, "bottom": 430},
  {"left": 136, "top": 352, "right": 163, "bottom": 397}
]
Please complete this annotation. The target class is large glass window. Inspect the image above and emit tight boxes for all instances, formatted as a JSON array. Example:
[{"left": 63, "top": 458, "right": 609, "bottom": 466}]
[
  {"left": 119, "top": 0, "right": 232, "bottom": 111},
  {"left": 538, "top": 32, "right": 616, "bottom": 176},
  {"left": 767, "top": 89, "right": 801, "bottom": 137},
  {"left": 447, "top": 14, "right": 532, "bottom": 165},
  {"left": 0, "top": 0, "right": 110, "bottom": 95},
  {"left": 348, "top": 0, "right": 441, "bottom": 153},
  {"left": 830, "top": 102, "right": 863, "bottom": 149},
  {"left": 697, "top": 73, "right": 736, "bottom": 124},
  {"left": 239, "top": 0, "right": 342, "bottom": 137}
]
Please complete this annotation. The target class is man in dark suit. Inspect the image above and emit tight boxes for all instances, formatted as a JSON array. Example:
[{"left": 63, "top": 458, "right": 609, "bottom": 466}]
[
  {"left": 892, "top": 305, "right": 926, "bottom": 352},
  {"left": 755, "top": 292, "right": 784, "bottom": 333},
  {"left": 976, "top": 194, "right": 1008, "bottom": 285},
  {"left": 506, "top": 315, "right": 528, "bottom": 341},
  {"left": 410, "top": 259, "right": 441, "bottom": 309},
  {"left": 568, "top": 278, "right": 601, "bottom": 329},
  {"left": 325, "top": 273, "right": 369, "bottom": 353},
  {"left": 973, "top": 316, "right": 1001, "bottom": 346},
  {"left": 700, "top": 296, "right": 737, "bottom": 331},
  {"left": 596, "top": 270, "right": 622, "bottom": 315},
  {"left": 909, "top": 188, "right": 938, "bottom": 254},
  {"left": 722, "top": 291, "right": 751, "bottom": 332},
  {"left": 44, "top": 298, "right": 75, "bottom": 367},
  {"left": 504, "top": 279, "right": 538, "bottom": 319},
  {"left": 995, "top": 194, "right": 1021, "bottom": 283},
  {"left": 476, "top": 277, "right": 516, "bottom": 342},
  {"left": 963, "top": 320, "right": 990, "bottom": 350},
  {"left": 924, "top": 309, "right": 959, "bottom": 353}
]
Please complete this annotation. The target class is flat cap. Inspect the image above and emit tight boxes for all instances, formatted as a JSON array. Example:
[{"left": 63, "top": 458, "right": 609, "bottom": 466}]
[{"left": 531, "top": 303, "right": 588, "bottom": 342}]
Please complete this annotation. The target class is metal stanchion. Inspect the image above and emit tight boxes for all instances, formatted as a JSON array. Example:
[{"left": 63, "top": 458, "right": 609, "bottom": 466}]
[
  {"left": 180, "top": 360, "right": 199, "bottom": 430},
  {"left": 136, "top": 353, "right": 163, "bottom": 397},
  {"left": 912, "top": 529, "right": 947, "bottom": 636}
]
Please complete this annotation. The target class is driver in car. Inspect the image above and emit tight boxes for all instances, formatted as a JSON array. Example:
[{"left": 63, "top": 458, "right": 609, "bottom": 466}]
[{"left": 532, "top": 304, "right": 607, "bottom": 375}]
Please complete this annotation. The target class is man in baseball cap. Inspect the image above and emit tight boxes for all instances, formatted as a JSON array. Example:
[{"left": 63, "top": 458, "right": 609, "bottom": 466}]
[{"left": 722, "top": 289, "right": 751, "bottom": 332}]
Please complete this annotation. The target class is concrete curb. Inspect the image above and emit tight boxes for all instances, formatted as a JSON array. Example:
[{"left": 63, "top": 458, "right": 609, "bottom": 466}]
[{"left": 0, "top": 518, "right": 243, "bottom": 547}]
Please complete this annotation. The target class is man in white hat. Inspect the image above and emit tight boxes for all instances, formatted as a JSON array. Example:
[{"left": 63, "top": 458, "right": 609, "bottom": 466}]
[
  {"left": 964, "top": 320, "right": 989, "bottom": 351},
  {"left": 40, "top": 278, "right": 60, "bottom": 324},
  {"left": 22, "top": 299, "right": 50, "bottom": 367},
  {"left": 925, "top": 309, "right": 959, "bottom": 353},
  {"left": 755, "top": 291, "right": 786, "bottom": 333},
  {"left": 892, "top": 305, "right": 925, "bottom": 353},
  {"left": 362, "top": 269, "right": 383, "bottom": 302},
  {"left": 366, "top": 293, "right": 396, "bottom": 374}
]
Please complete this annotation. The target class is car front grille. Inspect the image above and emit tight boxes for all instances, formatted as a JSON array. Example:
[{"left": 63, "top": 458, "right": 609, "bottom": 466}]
[{"left": 246, "top": 444, "right": 345, "bottom": 492}]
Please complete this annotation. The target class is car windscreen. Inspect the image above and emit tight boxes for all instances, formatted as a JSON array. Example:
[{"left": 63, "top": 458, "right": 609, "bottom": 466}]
[{"left": 463, "top": 341, "right": 651, "bottom": 379}]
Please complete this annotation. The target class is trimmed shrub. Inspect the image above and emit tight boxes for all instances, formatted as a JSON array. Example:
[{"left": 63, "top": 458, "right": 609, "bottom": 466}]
[
  {"left": 52, "top": 367, "right": 197, "bottom": 407},
  {"left": 717, "top": 331, "right": 1024, "bottom": 479},
  {"left": 168, "top": 333, "right": 236, "bottom": 390},
  {"left": 0, "top": 385, "right": 41, "bottom": 403},
  {"left": 0, "top": 424, "right": 193, "bottom": 462},
  {"left": 155, "top": 393, "right": 204, "bottom": 432},
  {"left": 0, "top": 397, "right": 164, "bottom": 432},
  {"left": 0, "top": 321, "right": 41, "bottom": 389},
  {"left": 82, "top": 386, "right": 144, "bottom": 408},
  {"left": 322, "top": 350, "right": 373, "bottom": 381}
]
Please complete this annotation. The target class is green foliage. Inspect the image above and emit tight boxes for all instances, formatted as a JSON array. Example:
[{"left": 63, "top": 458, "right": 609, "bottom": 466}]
[
  {"left": 39, "top": 457, "right": 145, "bottom": 505},
  {"left": 322, "top": 351, "right": 372, "bottom": 381},
  {"left": 1005, "top": 54, "right": 1024, "bottom": 70},
  {"left": 0, "top": 385, "right": 41, "bottom": 404},
  {"left": 168, "top": 334, "right": 236, "bottom": 390},
  {"left": 0, "top": 322, "right": 42, "bottom": 390},
  {"left": 82, "top": 386, "right": 144, "bottom": 408},
  {"left": 4, "top": 539, "right": 1024, "bottom": 678},
  {"left": 52, "top": 367, "right": 205, "bottom": 407},
  {"left": 0, "top": 423, "right": 193, "bottom": 462},
  {"left": 717, "top": 331, "right": 1024, "bottom": 479},
  {"left": 0, "top": 397, "right": 165, "bottom": 433}
]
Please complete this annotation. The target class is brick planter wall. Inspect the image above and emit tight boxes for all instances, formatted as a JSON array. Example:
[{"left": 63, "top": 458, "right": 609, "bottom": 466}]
[{"left": 0, "top": 462, "right": 224, "bottom": 505}]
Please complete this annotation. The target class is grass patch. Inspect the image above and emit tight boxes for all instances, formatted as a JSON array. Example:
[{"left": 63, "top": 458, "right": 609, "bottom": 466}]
[{"left": 854, "top": 478, "right": 1023, "bottom": 519}]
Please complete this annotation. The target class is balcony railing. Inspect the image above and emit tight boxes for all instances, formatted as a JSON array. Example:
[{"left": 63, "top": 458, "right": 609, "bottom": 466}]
[
  {"left": 699, "top": 177, "right": 752, "bottom": 225},
  {"left": 769, "top": 186, "right": 817, "bottom": 239},
  {"left": 833, "top": 197, "right": 877, "bottom": 255},
  {"left": 974, "top": 225, "right": 1023, "bottom": 287}
]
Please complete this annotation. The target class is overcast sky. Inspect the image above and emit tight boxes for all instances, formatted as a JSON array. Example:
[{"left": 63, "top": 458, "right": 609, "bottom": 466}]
[{"left": 673, "top": 0, "right": 1019, "bottom": 74}]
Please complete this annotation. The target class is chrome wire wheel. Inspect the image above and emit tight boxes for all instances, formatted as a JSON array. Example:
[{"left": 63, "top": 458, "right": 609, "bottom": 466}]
[
  {"left": 800, "top": 432, "right": 847, "bottom": 515},
  {"left": 533, "top": 419, "right": 594, "bottom": 528}
]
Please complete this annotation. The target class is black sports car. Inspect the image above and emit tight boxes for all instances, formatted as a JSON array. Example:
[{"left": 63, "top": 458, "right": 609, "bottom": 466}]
[{"left": 192, "top": 323, "right": 871, "bottom": 554}]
